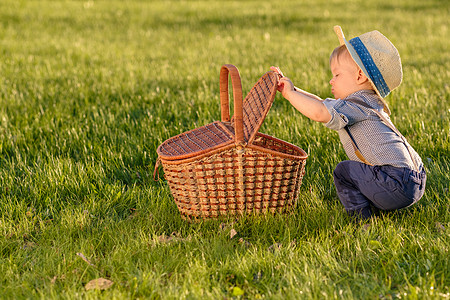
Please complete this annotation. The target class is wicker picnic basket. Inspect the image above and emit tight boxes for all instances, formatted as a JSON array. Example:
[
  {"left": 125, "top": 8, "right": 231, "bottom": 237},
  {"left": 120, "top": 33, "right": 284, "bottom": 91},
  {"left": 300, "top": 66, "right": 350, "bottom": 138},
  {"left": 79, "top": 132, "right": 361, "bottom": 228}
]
[{"left": 155, "top": 64, "right": 308, "bottom": 219}]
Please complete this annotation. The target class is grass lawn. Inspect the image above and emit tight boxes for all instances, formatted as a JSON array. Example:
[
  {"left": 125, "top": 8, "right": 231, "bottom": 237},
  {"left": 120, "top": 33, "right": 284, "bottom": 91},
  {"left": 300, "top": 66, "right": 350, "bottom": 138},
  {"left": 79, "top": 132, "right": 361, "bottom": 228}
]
[{"left": 0, "top": 0, "right": 449, "bottom": 298}]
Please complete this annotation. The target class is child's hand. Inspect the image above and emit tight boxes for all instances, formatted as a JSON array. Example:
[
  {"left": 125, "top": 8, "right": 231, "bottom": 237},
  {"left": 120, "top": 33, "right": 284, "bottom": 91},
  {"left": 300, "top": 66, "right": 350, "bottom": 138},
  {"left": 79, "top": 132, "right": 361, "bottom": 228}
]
[
  {"left": 278, "top": 77, "right": 295, "bottom": 96},
  {"left": 270, "top": 66, "right": 286, "bottom": 92},
  {"left": 270, "top": 66, "right": 294, "bottom": 96}
]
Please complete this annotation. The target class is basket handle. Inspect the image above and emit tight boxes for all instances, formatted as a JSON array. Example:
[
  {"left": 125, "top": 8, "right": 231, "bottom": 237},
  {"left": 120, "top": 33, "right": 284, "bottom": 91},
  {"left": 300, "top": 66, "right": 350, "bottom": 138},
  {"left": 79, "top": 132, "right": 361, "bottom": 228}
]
[{"left": 219, "top": 64, "right": 244, "bottom": 144}]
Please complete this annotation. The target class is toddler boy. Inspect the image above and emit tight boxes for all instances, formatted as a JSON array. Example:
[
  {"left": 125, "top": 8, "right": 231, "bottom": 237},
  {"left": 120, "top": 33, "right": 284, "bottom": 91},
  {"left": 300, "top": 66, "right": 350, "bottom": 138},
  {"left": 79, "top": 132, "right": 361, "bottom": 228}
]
[{"left": 271, "top": 25, "right": 426, "bottom": 220}]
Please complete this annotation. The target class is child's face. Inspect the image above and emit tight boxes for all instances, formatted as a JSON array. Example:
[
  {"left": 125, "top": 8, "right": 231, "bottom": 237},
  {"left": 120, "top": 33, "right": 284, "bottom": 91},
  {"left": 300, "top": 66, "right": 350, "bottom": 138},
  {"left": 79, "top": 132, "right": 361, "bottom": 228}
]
[{"left": 329, "top": 52, "right": 361, "bottom": 99}]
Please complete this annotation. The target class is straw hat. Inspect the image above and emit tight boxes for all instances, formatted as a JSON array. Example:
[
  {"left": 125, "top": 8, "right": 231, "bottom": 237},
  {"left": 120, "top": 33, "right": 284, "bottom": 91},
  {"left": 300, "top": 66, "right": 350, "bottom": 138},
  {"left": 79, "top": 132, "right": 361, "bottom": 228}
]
[{"left": 334, "top": 25, "right": 403, "bottom": 115}]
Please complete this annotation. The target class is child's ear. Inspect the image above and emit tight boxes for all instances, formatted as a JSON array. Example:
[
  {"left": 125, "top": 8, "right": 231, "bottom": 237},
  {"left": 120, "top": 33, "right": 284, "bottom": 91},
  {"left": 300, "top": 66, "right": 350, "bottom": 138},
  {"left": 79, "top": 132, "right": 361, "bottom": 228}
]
[{"left": 356, "top": 68, "right": 369, "bottom": 84}]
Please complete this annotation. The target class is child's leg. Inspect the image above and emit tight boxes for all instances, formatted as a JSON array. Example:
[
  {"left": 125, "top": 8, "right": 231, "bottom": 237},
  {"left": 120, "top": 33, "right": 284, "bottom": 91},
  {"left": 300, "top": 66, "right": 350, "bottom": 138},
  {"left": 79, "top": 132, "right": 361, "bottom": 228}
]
[
  {"left": 332, "top": 161, "right": 426, "bottom": 219},
  {"left": 332, "top": 161, "right": 375, "bottom": 219}
]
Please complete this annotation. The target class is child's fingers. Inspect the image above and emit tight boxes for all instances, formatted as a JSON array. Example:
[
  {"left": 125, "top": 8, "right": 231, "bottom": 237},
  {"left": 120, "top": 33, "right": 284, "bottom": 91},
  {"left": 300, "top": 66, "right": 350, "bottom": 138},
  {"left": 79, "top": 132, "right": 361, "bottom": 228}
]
[
  {"left": 278, "top": 77, "right": 294, "bottom": 92},
  {"left": 270, "top": 66, "right": 278, "bottom": 72},
  {"left": 278, "top": 77, "right": 289, "bottom": 86},
  {"left": 276, "top": 77, "right": 286, "bottom": 92},
  {"left": 277, "top": 82, "right": 284, "bottom": 92},
  {"left": 270, "top": 66, "right": 284, "bottom": 78}
]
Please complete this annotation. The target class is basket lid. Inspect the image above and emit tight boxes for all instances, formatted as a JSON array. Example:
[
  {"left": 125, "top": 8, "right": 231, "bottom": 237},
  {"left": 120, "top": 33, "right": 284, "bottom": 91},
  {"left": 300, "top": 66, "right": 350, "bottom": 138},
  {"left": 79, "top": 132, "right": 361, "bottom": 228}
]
[
  {"left": 157, "top": 121, "right": 235, "bottom": 161},
  {"left": 231, "top": 70, "right": 278, "bottom": 145},
  {"left": 157, "top": 67, "right": 279, "bottom": 161}
]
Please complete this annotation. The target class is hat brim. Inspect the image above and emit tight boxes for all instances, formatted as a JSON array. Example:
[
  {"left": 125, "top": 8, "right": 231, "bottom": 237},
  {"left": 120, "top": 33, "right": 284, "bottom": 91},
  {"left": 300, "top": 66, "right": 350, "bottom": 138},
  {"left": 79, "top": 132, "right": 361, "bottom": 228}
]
[{"left": 333, "top": 26, "right": 391, "bottom": 115}]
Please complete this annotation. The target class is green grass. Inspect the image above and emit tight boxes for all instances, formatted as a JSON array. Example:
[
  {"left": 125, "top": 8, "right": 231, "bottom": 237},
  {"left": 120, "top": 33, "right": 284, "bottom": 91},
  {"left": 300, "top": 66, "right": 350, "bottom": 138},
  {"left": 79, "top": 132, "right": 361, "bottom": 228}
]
[{"left": 0, "top": 0, "right": 449, "bottom": 298}]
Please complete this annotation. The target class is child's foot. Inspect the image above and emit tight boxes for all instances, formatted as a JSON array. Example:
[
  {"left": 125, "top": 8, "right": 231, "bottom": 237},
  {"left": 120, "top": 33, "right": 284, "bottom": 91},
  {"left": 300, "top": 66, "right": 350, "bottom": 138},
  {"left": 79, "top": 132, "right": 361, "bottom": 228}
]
[{"left": 348, "top": 206, "right": 372, "bottom": 222}]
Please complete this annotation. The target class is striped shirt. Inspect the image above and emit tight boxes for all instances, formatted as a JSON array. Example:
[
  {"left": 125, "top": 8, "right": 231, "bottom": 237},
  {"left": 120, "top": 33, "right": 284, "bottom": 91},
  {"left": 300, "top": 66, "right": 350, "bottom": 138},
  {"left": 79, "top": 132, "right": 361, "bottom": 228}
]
[{"left": 323, "top": 90, "right": 423, "bottom": 170}]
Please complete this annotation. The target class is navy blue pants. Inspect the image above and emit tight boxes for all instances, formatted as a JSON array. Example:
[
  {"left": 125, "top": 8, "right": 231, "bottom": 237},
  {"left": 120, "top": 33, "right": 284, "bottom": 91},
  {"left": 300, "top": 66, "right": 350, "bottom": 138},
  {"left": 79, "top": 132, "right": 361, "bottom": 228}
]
[{"left": 333, "top": 161, "right": 426, "bottom": 219}]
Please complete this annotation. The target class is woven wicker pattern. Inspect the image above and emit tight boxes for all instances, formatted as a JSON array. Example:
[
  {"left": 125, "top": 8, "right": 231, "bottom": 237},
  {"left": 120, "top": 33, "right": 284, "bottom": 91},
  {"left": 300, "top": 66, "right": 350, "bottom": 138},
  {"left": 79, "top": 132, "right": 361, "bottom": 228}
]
[
  {"left": 231, "top": 71, "right": 278, "bottom": 144},
  {"left": 158, "top": 121, "right": 234, "bottom": 160},
  {"left": 162, "top": 134, "right": 306, "bottom": 219},
  {"left": 156, "top": 65, "right": 308, "bottom": 220}
]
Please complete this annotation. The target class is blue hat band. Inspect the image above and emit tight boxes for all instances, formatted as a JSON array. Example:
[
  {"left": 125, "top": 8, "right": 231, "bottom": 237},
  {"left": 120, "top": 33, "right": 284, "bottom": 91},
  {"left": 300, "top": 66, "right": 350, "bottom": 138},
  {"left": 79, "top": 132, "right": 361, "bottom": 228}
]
[{"left": 349, "top": 37, "right": 390, "bottom": 97}]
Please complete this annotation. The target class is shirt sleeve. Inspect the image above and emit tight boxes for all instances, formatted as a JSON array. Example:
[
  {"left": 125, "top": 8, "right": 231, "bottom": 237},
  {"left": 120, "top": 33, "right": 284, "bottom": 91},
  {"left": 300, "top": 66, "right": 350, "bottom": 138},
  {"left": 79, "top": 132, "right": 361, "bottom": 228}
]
[
  {"left": 323, "top": 98, "right": 349, "bottom": 130},
  {"left": 322, "top": 98, "right": 370, "bottom": 131}
]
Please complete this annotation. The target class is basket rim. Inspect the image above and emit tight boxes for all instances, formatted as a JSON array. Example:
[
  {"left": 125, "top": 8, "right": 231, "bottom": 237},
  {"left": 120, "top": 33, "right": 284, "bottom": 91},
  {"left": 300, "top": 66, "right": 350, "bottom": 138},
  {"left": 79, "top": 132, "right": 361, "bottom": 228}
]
[
  {"left": 158, "top": 132, "right": 308, "bottom": 165},
  {"left": 251, "top": 132, "right": 308, "bottom": 159}
]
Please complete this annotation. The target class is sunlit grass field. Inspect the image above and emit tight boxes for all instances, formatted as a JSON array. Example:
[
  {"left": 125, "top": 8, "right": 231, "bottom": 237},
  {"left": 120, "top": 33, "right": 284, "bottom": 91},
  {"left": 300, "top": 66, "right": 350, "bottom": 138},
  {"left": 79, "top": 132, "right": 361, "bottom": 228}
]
[{"left": 0, "top": 0, "right": 449, "bottom": 298}]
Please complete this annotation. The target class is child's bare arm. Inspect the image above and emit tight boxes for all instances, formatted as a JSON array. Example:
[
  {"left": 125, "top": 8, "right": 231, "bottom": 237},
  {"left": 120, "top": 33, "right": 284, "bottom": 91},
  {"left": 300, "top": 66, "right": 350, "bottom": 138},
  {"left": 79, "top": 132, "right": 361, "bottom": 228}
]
[
  {"left": 279, "top": 77, "right": 331, "bottom": 123},
  {"left": 292, "top": 86, "right": 324, "bottom": 102},
  {"left": 270, "top": 67, "right": 331, "bottom": 123}
]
